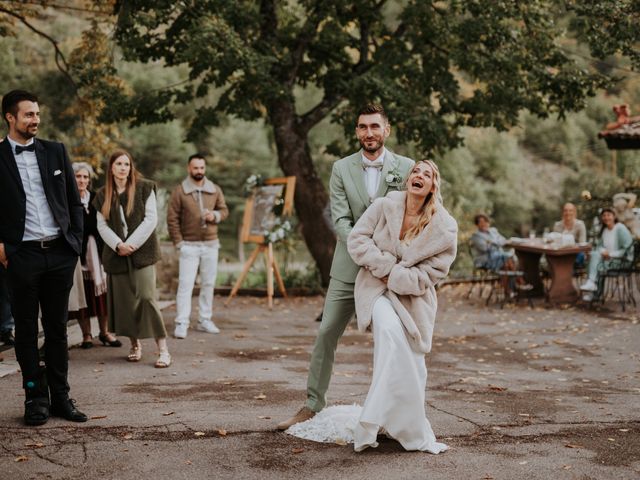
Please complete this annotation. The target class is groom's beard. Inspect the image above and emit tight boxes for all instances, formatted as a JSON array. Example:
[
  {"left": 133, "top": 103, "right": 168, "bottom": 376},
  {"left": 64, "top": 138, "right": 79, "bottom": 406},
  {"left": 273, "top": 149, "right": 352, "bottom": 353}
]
[
  {"left": 359, "top": 137, "right": 384, "bottom": 154},
  {"left": 190, "top": 173, "right": 205, "bottom": 181},
  {"left": 16, "top": 125, "right": 37, "bottom": 140}
]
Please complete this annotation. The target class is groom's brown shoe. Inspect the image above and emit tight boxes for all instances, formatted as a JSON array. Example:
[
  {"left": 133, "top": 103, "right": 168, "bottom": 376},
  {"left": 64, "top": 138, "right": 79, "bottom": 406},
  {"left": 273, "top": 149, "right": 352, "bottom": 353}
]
[{"left": 276, "top": 406, "right": 316, "bottom": 430}]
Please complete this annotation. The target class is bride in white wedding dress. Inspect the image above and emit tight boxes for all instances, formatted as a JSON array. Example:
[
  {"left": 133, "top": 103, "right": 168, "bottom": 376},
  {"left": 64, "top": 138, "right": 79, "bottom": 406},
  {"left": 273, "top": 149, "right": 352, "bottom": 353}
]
[{"left": 287, "top": 160, "right": 457, "bottom": 453}]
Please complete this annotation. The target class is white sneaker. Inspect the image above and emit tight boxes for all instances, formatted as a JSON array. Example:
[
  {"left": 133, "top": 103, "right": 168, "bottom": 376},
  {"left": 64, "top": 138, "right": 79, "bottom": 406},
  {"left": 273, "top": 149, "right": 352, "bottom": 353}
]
[
  {"left": 196, "top": 320, "right": 220, "bottom": 334},
  {"left": 580, "top": 279, "right": 597, "bottom": 292},
  {"left": 582, "top": 292, "right": 593, "bottom": 302},
  {"left": 174, "top": 323, "right": 188, "bottom": 339}
]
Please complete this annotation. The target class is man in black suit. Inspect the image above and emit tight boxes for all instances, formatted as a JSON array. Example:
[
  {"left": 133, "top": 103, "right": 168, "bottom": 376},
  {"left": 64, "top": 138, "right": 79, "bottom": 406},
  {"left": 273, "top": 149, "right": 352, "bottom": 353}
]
[{"left": 0, "top": 90, "right": 87, "bottom": 425}]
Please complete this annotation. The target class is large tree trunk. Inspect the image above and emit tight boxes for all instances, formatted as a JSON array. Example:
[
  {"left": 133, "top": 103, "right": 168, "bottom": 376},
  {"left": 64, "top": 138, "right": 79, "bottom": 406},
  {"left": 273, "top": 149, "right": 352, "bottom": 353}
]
[{"left": 269, "top": 100, "right": 335, "bottom": 286}]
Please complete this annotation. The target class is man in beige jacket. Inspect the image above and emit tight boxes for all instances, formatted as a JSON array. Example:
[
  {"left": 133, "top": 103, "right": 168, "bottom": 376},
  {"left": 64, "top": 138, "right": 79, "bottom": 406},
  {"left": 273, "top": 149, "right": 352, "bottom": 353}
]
[{"left": 167, "top": 154, "right": 229, "bottom": 339}]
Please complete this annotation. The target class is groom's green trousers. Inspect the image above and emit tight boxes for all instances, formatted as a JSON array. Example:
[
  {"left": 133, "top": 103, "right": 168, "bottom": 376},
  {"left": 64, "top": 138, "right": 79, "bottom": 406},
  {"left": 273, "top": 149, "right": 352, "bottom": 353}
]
[{"left": 306, "top": 277, "right": 355, "bottom": 412}]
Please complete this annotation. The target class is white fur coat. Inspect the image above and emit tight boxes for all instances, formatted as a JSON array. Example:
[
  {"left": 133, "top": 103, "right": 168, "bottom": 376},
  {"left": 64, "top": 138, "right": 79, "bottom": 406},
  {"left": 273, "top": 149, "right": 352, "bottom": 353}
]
[{"left": 347, "top": 191, "right": 458, "bottom": 353}]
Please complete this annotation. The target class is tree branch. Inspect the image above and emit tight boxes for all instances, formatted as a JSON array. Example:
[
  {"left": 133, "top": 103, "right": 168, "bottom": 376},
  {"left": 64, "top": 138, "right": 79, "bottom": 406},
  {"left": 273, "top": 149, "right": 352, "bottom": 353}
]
[
  {"left": 357, "top": 18, "right": 370, "bottom": 68},
  {"left": 288, "top": 6, "right": 323, "bottom": 85},
  {"left": 0, "top": 6, "right": 78, "bottom": 90},
  {"left": 259, "top": 0, "right": 277, "bottom": 43},
  {"left": 298, "top": 92, "right": 344, "bottom": 134}
]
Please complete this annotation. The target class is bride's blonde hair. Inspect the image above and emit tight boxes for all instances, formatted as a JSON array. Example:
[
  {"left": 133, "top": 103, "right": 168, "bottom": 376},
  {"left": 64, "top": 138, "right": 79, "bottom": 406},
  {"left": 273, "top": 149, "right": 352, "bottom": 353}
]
[{"left": 402, "top": 159, "right": 441, "bottom": 242}]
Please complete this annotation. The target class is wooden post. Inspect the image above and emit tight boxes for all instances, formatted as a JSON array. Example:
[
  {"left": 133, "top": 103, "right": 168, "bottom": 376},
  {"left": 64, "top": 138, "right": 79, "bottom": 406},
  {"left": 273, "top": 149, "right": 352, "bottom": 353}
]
[
  {"left": 272, "top": 249, "right": 287, "bottom": 298},
  {"left": 225, "top": 245, "right": 263, "bottom": 306},
  {"left": 224, "top": 243, "right": 288, "bottom": 308},
  {"left": 266, "top": 242, "right": 274, "bottom": 309}
]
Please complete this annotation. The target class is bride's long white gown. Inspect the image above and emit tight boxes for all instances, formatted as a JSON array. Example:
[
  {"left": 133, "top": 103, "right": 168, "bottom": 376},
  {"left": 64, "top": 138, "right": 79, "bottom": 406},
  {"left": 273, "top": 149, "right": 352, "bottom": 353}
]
[{"left": 287, "top": 295, "right": 448, "bottom": 453}]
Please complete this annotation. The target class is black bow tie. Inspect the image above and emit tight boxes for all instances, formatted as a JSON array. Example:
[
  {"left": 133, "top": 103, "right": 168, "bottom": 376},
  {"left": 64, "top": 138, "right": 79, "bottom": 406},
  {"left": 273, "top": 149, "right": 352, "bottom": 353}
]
[{"left": 15, "top": 143, "right": 35, "bottom": 155}]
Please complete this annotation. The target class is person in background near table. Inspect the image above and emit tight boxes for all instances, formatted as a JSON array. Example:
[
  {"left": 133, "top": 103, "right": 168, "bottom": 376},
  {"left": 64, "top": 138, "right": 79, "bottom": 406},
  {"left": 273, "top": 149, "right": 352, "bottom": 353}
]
[
  {"left": 0, "top": 264, "right": 14, "bottom": 346},
  {"left": 72, "top": 162, "right": 121, "bottom": 349},
  {"left": 580, "top": 207, "right": 633, "bottom": 300},
  {"left": 167, "top": 153, "right": 228, "bottom": 339},
  {"left": 470, "top": 214, "right": 515, "bottom": 271},
  {"left": 470, "top": 214, "right": 527, "bottom": 295},
  {"left": 553, "top": 202, "right": 587, "bottom": 267},
  {"left": 0, "top": 89, "right": 87, "bottom": 425},
  {"left": 93, "top": 150, "right": 170, "bottom": 368},
  {"left": 612, "top": 193, "right": 640, "bottom": 239}
]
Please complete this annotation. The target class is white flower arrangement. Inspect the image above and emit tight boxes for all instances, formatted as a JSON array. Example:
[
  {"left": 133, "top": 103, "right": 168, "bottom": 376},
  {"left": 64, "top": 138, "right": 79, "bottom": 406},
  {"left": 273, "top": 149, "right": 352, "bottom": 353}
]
[
  {"left": 265, "top": 219, "right": 293, "bottom": 244},
  {"left": 243, "top": 174, "right": 264, "bottom": 196}
]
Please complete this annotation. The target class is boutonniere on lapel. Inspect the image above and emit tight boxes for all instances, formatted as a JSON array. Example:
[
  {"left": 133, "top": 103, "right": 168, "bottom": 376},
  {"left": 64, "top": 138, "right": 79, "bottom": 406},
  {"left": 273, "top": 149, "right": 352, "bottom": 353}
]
[
  {"left": 384, "top": 165, "right": 404, "bottom": 188},
  {"left": 53, "top": 169, "right": 62, "bottom": 176}
]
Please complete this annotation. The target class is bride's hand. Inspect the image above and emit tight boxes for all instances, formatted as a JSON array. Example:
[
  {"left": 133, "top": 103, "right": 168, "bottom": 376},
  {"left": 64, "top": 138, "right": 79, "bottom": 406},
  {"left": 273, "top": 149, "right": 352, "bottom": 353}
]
[{"left": 381, "top": 276, "right": 388, "bottom": 284}]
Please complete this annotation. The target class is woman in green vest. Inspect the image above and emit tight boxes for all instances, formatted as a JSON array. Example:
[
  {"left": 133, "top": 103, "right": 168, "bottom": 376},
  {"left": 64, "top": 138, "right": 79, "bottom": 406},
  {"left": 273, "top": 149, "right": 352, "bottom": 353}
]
[{"left": 93, "top": 150, "right": 171, "bottom": 368}]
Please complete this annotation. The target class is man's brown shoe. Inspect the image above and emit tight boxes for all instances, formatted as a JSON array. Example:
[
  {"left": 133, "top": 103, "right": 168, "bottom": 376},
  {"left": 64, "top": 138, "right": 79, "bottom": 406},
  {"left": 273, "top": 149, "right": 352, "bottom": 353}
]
[{"left": 276, "top": 406, "right": 316, "bottom": 431}]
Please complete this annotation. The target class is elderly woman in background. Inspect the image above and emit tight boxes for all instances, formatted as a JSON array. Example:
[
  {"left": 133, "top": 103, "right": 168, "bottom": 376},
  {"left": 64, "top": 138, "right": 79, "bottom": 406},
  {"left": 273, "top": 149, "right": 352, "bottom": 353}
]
[
  {"left": 93, "top": 150, "right": 170, "bottom": 368},
  {"left": 580, "top": 207, "right": 633, "bottom": 300},
  {"left": 72, "top": 162, "right": 121, "bottom": 349},
  {"left": 470, "top": 214, "right": 525, "bottom": 295},
  {"left": 470, "top": 214, "right": 515, "bottom": 271}
]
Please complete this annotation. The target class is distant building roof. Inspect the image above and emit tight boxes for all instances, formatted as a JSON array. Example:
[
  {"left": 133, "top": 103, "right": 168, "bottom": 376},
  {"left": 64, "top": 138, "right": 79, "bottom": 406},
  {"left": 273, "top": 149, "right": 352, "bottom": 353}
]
[{"left": 599, "top": 104, "right": 640, "bottom": 149}]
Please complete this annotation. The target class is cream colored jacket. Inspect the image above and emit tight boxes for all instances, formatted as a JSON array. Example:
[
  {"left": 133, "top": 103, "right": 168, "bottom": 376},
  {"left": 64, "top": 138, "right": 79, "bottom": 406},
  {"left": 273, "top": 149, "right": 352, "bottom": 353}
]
[{"left": 347, "top": 191, "right": 458, "bottom": 353}]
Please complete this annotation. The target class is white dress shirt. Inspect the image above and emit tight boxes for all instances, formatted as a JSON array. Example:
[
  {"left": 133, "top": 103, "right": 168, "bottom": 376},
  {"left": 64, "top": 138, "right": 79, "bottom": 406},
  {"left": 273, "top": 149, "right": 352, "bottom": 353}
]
[
  {"left": 7, "top": 136, "right": 60, "bottom": 241},
  {"left": 96, "top": 191, "right": 158, "bottom": 252},
  {"left": 361, "top": 147, "right": 386, "bottom": 201}
]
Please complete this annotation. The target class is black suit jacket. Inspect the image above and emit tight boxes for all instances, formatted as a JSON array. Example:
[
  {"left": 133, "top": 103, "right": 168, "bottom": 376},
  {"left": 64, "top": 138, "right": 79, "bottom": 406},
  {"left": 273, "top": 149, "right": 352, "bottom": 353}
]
[{"left": 0, "top": 137, "right": 83, "bottom": 257}]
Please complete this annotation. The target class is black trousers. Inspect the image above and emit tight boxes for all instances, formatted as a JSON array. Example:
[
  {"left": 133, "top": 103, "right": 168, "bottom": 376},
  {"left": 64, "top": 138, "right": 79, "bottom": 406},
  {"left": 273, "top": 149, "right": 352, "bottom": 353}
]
[{"left": 6, "top": 240, "right": 77, "bottom": 400}]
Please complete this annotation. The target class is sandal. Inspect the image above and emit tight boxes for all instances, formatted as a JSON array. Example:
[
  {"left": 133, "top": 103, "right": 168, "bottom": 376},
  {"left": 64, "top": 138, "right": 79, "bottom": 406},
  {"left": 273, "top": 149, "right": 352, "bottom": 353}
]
[
  {"left": 154, "top": 350, "right": 171, "bottom": 368},
  {"left": 127, "top": 341, "right": 142, "bottom": 362}
]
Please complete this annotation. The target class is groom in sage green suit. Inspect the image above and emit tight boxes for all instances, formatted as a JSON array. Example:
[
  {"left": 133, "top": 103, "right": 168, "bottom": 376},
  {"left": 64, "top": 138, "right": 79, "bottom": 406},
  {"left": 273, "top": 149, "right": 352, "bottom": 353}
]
[{"left": 277, "top": 104, "right": 414, "bottom": 430}]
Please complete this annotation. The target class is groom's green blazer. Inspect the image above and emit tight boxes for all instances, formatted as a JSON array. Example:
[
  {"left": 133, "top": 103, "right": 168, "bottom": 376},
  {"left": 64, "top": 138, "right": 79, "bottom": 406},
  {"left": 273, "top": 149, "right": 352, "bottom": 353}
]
[
  {"left": 329, "top": 149, "right": 415, "bottom": 282},
  {"left": 306, "top": 148, "right": 414, "bottom": 412}
]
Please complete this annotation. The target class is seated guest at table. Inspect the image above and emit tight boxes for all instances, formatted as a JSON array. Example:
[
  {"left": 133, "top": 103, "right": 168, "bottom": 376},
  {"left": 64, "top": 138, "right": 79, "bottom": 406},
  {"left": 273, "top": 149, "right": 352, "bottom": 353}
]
[
  {"left": 553, "top": 202, "right": 587, "bottom": 266},
  {"left": 470, "top": 214, "right": 521, "bottom": 294},
  {"left": 580, "top": 207, "right": 633, "bottom": 299},
  {"left": 553, "top": 203, "right": 587, "bottom": 243},
  {"left": 470, "top": 214, "right": 515, "bottom": 271}
]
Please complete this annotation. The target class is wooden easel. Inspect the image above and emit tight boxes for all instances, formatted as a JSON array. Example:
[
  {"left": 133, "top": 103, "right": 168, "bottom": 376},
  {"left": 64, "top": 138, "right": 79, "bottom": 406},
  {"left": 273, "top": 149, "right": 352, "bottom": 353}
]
[
  {"left": 224, "top": 242, "right": 287, "bottom": 309},
  {"left": 224, "top": 176, "right": 296, "bottom": 309}
]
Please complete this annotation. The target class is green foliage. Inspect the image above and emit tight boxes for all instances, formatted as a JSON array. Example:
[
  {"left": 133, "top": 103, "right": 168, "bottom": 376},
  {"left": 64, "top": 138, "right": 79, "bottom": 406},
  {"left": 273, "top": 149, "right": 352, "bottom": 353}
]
[
  {"left": 519, "top": 98, "right": 614, "bottom": 170},
  {"left": 108, "top": 1, "right": 617, "bottom": 155}
]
